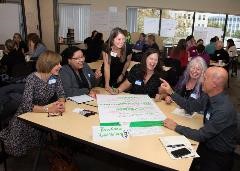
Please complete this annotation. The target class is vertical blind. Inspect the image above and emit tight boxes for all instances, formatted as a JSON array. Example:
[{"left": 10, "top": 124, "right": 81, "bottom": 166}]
[
  {"left": 58, "top": 4, "right": 90, "bottom": 41},
  {"left": 127, "top": 7, "right": 137, "bottom": 33}
]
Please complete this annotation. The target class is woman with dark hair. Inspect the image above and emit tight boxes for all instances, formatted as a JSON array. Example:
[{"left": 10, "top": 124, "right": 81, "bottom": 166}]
[
  {"left": 101, "top": 27, "right": 132, "bottom": 90},
  {"left": 84, "top": 30, "right": 98, "bottom": 48},
  {"left": 0, "top": 50, "right": 65, "bottom": 157},
  {"left": 13, "top": 33, "right": 28, "bottom": 54},
  {"left": 0, "top": 39, "right": 25, "bottom": 76},
  {"left": 227, "top": 39, "right": 238, "bottom": 76},
  {"left": 60, "top": 46, "right": 101, "bottom": 97},
  {"left": 109, "top": 48, "right": 165, "bottom": 98},
  {"left": 170, "top": 39, "right": 188, "bottom": 73},
  {"left": 85, "top": 32, "right": 104, "bottom": 62},
  {"left": 27, "top": 33, "right": 47, "bottom": 60},
  {"left": 226, "top": 39, "right": 237, "bottom": 57},
  {"left": 164, "top": 57, "right": 207, "bottom": 104}
]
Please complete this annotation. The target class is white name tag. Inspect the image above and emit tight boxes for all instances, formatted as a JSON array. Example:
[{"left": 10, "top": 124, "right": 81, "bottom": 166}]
[
  {"left": 110, "top": 51, "right": 117, "bottom": 57},
  {"left": 135, "top": 80, "right": 142, "bottom": 86},
  {"left": 217, "top": 54, "right": 220, "bottom": 56},
  {"left": 48, "top": 78, "right": 56, "bottom": 84},
  {"left": 206, "top": 112, "right": 210, "bottom": 120},
  {"left": 190, "top": 93, "right": 197, "bottom": 99},
  {"left": 88, "top": 73, "right": 91, "bottom": 77}
]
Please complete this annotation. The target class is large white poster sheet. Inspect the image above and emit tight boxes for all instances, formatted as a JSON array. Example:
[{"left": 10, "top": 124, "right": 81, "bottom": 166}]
[{"left": 96, "top": 95, "right": 166, "bottom": 124}]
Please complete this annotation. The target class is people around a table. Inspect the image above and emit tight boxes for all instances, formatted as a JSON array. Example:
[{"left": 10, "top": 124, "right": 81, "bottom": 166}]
[
  {"left": 226, "top": 39, "right": 238, "bottom": 58},
  {"left": 170, "top": 39, "right": 188, "bottom": 73},
  {"left": 186, "top": 35, "right": 197, "bottom": 57},
  {"left": 60, "top": 46, "right": 102, "bottom": 98},
  {"left": 132, "top": 33, "right": 146, "bottom": 51},
  {"left": 109, "top": 48, "right": 165, "bottom": 98},
  {"left": 13, "top": 33, "right": 28, "bottom": 54},
  {"left": 161, "top": 66, "right": 237, "bottom": 171},
  {"left": 205, "top": 37, "right": 217, "bottom": 58},
  {"left": 194, "top": 44, "right": 210, "bottom": 65},
  {"left": 0, "top": 50, "right": 65, "bottom": 157},
  {"left": 84, "top": 32, "right": 104, "bottom": 63},
  {"left": 27, "top": 33, "right": 47, "bottom": 61},
  {"left": 0, "top": 39, "right": 25, "bottom": 77},
  {"left": 101, "top": 27, "right": 132, "bottom": 90},
  {"left": 142, "top": 34, "right": 160, "bottom": 53},
  {"left": 211, "top": 41, "right": 229, "bottom": 64},
  {"left": 164, "top": 57, "right": 207, "bottom": 105}
]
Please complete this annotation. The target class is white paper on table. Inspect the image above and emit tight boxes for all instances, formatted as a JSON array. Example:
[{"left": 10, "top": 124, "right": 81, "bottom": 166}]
[
  {"left": 68, "top": 95, "right": 94, "bottom": 104},
  {"left": 172, "top": 107, "right": 196, "bottom": 118},
  {"left": 97, "top": 94, "right": 166, "bottom": 123},
  {"left": 129, "top": 126, "right": 164, "bottom": 136},
  {"left": 92, "top": 126, "right": 129, "bottom": 141},
  {"left": 159, "top": 136, "right": 199, "bottom": 159}
]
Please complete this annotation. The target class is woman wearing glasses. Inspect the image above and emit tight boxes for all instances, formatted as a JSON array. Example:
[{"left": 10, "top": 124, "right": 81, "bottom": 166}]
[{"left": 60, "top": 46, "right": 102, "bottom": 97}]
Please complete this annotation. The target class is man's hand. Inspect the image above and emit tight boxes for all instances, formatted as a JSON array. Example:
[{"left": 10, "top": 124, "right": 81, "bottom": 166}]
[
  {"left": 163, "top": 118, "right": 177, "bottom": 130},
  {"left": 160, "top": 78, "right": 174, "bottom": 95}
]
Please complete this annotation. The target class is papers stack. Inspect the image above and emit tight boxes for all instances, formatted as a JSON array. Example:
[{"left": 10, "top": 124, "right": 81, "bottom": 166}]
[
  {"left": 68, "top": 95, "right": 94, "bottom": 104},
  {"left": 159, "top": 135, "right": 199, "bottom": 159}
]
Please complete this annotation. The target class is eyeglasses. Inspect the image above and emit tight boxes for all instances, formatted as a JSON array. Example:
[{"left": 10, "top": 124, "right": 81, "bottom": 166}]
[{"left": 71, "top": 57, "right": 84, "bottom": 61}]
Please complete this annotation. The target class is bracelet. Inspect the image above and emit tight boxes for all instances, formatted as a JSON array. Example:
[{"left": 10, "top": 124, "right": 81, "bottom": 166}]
[{"left": 43, "top": 106, "right": 49, "bottom": 113}]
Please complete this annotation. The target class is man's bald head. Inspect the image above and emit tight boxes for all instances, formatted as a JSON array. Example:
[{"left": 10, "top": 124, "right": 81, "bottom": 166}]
[
  {"left": 202, "top": 67, "right": 228, "bottom": 96},
  {"left": 208, "top": 67, "right": 228, "bottom": 88}
]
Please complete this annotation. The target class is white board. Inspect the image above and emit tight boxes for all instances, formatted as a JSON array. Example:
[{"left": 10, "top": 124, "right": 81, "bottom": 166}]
[{"left": 160, "top": 18, "right": 177, "bottom": 38}]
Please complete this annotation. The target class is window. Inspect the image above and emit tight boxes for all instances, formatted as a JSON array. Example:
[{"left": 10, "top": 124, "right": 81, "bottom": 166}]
[
  {"left": 225, "top": 15, "right": 240, "bottom": 48},
  {"left": 203, "top": 15, "right": 206, "bottom": 20},
  {"left": 161, "top": 9, "right": 194, "bottom": 44},
  {"left": 58, "top": 4, "right": 90, "bottom": 41},
  {"left": 194, "top": 12, "right": 226, "bottom": 45},
  {"left": 198, "top": 15, "right": 201, "bottom": 20}
]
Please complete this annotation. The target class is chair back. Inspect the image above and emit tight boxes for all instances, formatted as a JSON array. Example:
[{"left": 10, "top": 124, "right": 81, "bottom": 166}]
[{"left": 130, "top": 32, "right": 140, "bottom": 44}]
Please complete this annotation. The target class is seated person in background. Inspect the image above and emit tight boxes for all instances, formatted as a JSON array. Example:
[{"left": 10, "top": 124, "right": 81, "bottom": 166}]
[
  {"left": 27, "top": 33, "right": 47, "bottom": 61},
  {"left": 197, "top": 38, "right": 204, "bottom": 46},
  {"left": 13, "top": 33, "right": 28, "bottom": 54},
  {"left": 84, "top": 32, "right": 104, "bottom": 63},
  {"left": 101, "top": 27, "right": 132, "bottom": 90},
  {"left": 161, "top": 67, "right": 237, "bottom": 171},
  {"left": 84, "top": 30, "right": 98, "bottom": 48},
  {"left": 0, "top": 50, "right": 65, "bottom": 157},
  {"left": 170, "top": 39, "right": 188, "bottom": 73},
  {"left": 164, "top": 57, "right": 207, "bottom": 104},
  {"left": 0, "top": 39, "right": 25, "bottom": 77},
  {"left": 133, "top": 33, "right": 146, "bottom": 51},
  {"left": 226, "top": 39, "right": 238, "bottom": 57},
  {"left": 109, "top": 48, "right": 165, "bottom": 98},
  {"left": 60, "top": 46, "right": 102, "bottom": 97},
  {"left": 186, "top": 35, "right": 197, "bottom": 57},
  {"left": 212, "top": 41, "right": 229, "bottom": 64},
  {"left": 205, "top": 37, "right": 217, "bottom": 58},
  {"left": 142, "top": 34, "right": 159, "bottom": 53},
  {"left": 194, "top": 44, "right": 210, "bottom": 65}
]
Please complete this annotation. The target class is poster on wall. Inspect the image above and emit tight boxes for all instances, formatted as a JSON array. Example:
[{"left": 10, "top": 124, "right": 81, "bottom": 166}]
[
  {"left": 160, "top": 18, "right": 177, "bottom": 38},
  {"left": 144, "top": 17, "right": 159, "bottom": 34}
]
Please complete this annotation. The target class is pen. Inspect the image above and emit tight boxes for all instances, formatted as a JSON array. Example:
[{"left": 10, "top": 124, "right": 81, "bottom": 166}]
[{"left": 167, "top": 144, "right": 185, "bottom": 148}]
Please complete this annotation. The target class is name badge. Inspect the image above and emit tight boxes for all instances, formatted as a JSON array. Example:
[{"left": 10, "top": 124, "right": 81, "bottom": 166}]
[
  {"left": 190, "top": 93, "right": 197, "bottom": 99},
  {"left": 88, "top": 73, "right": 91, "bottom": 77},
  {"left": 217, "top": 54, "right": 220, "bottom": 56},
  {"left": 135, "top": 80, "right": 142, "bottom": 86},
  {"left": 206, "top": 112, "right": 210, "bottom": 120},
  {"left": 48, "top": 78, "right": 56, "bottom": 85},
  {"left": 192, "top": 50, "right": 195, "bottom": 52},
  {"left": 110, "top": 51, "right": 117, "bottom": 57}
]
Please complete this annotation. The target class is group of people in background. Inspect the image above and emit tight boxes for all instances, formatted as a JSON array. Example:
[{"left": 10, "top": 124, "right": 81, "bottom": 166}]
[{"left": 0, "top": 27, "right": 239, "bottom": 171}]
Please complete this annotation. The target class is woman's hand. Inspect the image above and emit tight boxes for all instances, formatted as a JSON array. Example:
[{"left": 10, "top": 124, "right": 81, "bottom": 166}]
[
  {"left": 94, "top": 69, "right": 102, "bottom": 79},
  {"left": 88, "top": 90, "right": 99, "bottom": 99},
  {"left": 49, "top": 101, "right": 65, "bottom": 113},
  {"left": 165, "top": 96, "right": 173, "bottom": 104}
]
